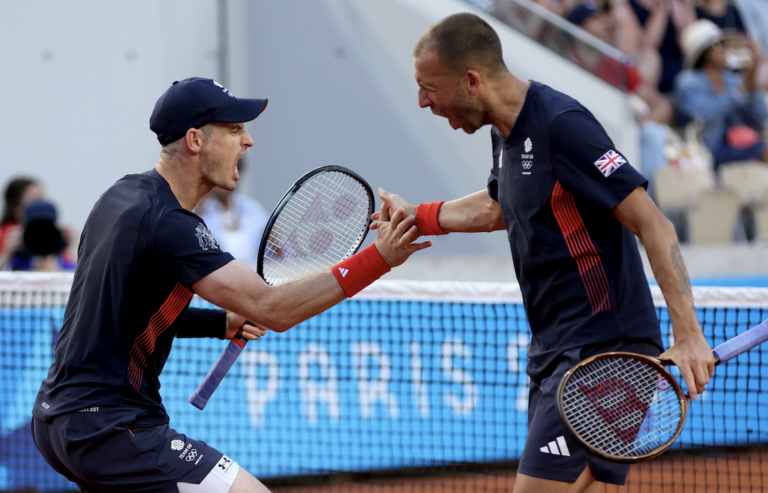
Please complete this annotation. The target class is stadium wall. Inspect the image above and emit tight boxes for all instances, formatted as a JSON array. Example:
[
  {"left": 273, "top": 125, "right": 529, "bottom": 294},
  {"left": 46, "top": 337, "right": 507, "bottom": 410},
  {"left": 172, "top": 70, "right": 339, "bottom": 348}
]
[{"left": 0, "top": 0, "right": 636, "bottom": 259}]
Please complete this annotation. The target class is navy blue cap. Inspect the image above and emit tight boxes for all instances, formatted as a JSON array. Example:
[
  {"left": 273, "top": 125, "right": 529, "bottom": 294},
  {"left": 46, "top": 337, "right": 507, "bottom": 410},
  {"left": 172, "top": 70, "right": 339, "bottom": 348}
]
[
  {"left": 22, "top": 200, "right": 64, "bottom": 256},
  {"left": 150, "top": 77, "right": 268, "bottom": 146},
  {"left": 23, "top": 200, "right": 57, "bottom": 225},
  {"left": 567, "top": 4, "right": 601, "bottom": 26}
]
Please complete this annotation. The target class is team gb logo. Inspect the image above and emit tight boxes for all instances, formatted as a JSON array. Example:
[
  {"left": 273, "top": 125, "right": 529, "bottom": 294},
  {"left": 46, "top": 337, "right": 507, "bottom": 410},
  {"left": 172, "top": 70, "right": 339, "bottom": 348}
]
[
  {"left": 196, "top": 223, "right": 220, "bottom": 251},
  {"left": 171, "top": 439, "right": 185, "bottom": 451},
  {"left": 524, "top": 138, "right": 533, "bottom": 153},
  {"left": 213, "top": 80, "right": 235, "bottom": 98}
]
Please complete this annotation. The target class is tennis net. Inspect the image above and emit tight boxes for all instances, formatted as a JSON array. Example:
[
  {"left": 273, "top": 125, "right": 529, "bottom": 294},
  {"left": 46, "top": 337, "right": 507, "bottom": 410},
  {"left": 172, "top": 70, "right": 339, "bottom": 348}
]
[{"left": 1, "top": 273, "right": 767, "bottom": 492}]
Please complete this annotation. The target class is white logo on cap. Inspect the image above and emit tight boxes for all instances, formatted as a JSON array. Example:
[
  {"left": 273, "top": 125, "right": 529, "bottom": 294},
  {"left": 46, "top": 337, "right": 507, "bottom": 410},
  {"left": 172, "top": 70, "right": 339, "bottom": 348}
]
[{"left": 212, "top": 80, "right": 235, "bottom": 98}]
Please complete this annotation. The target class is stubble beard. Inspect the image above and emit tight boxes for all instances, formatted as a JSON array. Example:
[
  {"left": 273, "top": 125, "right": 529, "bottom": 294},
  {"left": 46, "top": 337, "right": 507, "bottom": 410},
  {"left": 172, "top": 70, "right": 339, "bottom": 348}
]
[{"left": 451, "top": 90, "right": 484, "bottom": 134}]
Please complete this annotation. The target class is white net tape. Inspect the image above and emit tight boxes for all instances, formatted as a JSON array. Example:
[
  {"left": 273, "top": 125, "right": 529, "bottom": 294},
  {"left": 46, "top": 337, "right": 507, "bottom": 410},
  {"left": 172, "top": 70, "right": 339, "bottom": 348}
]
[{"left": 1, "top": 273, "right": 768, "bottom": 307}]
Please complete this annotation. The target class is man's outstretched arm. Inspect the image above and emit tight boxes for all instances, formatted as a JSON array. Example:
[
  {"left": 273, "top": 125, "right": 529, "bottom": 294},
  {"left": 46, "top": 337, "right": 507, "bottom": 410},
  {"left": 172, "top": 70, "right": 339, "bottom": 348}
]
[
  {"left": 613, "top": 186, "right": 715, "bottom": 398},
  {"left": 193, "top": 206, "right": 431, "bottom": 333},
  {"left": 372, "top": 188, "right": 506, "bottom": 234}
]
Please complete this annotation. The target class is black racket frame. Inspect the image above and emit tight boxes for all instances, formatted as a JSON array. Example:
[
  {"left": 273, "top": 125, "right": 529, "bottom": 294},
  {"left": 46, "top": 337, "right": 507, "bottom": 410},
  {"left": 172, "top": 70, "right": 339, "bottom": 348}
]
[{"left": 256, "top": 165, "right": 375, "bottom": 284}]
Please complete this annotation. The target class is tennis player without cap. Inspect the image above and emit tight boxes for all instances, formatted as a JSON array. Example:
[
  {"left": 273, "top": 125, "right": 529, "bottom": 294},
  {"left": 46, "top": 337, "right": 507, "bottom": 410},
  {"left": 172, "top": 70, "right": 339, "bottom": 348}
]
[
  {"left": 372, "top": 14, "right": 716, "bottom": 493},
  {"left": 31, "top": 77, "right": 430, "bottom": 493}
]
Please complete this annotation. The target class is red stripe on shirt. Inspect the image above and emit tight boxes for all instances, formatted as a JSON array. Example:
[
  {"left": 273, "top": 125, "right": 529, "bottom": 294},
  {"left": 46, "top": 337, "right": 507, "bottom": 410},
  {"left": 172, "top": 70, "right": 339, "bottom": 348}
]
[
  {"left": 551, "top": 181, "right": 611, "bottom": 314},
  {"left": 128, "top": 283, "right": 193, "bottom": 389}
]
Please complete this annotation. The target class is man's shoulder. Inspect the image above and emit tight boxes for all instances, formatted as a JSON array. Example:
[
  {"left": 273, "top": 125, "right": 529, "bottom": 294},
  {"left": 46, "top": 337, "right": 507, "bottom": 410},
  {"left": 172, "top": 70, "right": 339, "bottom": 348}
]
[
  {"left": 529, "top": 81, "right": 587, "bottom": 125},
  {"left": 533, "top": 81, "right": 582, "bottom": 109},
  {"left": 90, "top": 170, "right": 176, "bottom": 228},
  {"left": 104, "top": 170, "right": 161, "bottom": 200}
]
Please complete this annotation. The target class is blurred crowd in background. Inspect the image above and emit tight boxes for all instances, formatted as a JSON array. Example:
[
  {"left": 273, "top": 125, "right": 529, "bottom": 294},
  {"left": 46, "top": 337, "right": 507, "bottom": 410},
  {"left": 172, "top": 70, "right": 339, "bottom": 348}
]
[
  {"left": 0, "top": 163, "right": 269, "bottom": 273},
  {"left": 480, "top": 0, "right": 768, "bottom": 243},
  {"left": 3, "top": 0, "right": 767, "bottom": 272}
]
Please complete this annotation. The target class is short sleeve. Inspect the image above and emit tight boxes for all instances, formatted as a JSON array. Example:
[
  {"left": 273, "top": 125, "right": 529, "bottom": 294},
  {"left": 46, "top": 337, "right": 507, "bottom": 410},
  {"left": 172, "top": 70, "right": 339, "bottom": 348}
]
[
  {"left": 550, "top": 110, "right": 647, "bottom": 211},
  {"left": 153, "top": 209, "right": 235, "bottom": 288},
  {"left": 176, "top": 307, "right": 227, "bottom": 339},
  {"left": 487, "top": 129, "right": 503, "bottom": 203}
]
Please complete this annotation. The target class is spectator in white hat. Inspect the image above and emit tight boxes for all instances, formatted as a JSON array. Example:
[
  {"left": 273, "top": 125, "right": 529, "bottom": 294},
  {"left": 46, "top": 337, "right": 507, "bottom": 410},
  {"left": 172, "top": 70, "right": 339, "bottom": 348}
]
[{"left": 674, "top": 19, "right": 767, "bottom": 169}]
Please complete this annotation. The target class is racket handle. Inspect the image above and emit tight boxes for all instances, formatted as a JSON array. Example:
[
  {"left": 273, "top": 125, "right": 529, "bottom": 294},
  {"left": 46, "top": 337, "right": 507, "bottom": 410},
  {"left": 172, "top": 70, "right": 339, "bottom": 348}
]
[
  {"left": 713, "top": 318, "right": 768, "bottom": 365},
  {"left": 188, "top": 335, "right": 247, "bottom": 410}
]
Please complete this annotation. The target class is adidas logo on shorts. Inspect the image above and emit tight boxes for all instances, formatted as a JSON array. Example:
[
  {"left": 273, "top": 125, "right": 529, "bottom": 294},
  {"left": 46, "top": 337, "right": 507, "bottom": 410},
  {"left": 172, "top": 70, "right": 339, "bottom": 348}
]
[{"left": 540, "top": 436, "right": 570, "bottom": 456}]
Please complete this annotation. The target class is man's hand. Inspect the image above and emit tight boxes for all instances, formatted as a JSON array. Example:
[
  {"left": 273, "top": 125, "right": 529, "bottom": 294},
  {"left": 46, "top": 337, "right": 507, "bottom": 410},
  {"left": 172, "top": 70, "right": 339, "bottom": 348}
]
[
  {"left": 371, "top": 188, "right": 417, "bottom": 231},
  {"left": 660, "top": 333, "right": 715, "bottom": 399},
  {"left": 225, "top": 311, "right": 267, "bottom": 341},
  {"left": 373, "top": 203, "right": 431, "bottom": 268}
]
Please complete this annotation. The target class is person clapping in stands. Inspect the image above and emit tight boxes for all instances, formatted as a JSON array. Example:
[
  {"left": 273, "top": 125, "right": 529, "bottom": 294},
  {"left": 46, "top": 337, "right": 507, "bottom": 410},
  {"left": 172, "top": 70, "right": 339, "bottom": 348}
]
[{"left": 675, "top": 19, "right": 767, "bottom": 169}]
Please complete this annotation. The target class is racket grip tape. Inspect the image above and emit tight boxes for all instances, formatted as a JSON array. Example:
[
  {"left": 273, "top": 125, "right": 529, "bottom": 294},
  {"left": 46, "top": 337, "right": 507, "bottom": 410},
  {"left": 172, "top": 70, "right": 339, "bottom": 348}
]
[
  {"left": 713, "top": 318, "right": 768, "bottom": 365},
  {"left": 188, "top": 335, "right": 247, "bottom": 410}
]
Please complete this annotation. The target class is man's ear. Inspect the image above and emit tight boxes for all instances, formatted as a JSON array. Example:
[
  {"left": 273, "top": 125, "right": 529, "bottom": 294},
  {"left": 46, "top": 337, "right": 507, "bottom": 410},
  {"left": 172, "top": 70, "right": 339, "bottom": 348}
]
[
  {"left": 465, "top": 70, "right": 481, "bottom": 96},
  {"left": 185, "top": 128, "right": 205, "bottom": 154}
]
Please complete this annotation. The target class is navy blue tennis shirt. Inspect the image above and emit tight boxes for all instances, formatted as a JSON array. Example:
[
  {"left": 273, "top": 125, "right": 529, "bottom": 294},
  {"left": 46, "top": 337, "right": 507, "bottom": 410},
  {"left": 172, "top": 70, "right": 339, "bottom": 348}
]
[
  {"left": 34, "top": 169, "right": 234, "bottom": 425},
  {"left": 489, "top": 81, "right": 663, "bottom": 379}
]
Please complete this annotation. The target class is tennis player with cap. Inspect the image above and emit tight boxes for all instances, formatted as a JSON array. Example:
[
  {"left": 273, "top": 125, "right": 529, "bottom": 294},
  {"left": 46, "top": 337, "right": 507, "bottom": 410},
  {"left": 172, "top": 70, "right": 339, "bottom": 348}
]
[
  {"left": 31, "top": 77, "right": 430, "bottom": 493},
  {"left": 374, "top": 14, "right": 715, "bottom": 493}
]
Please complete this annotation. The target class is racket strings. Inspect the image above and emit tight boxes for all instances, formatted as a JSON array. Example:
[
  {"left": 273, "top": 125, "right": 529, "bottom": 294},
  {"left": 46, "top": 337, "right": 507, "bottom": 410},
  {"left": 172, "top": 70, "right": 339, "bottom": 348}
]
[
  {"left": 562, "top": 357, "right": 684, "bottom": 458},
  {"left": 262, "top": 172, "right": 371, "bottom": 285}
]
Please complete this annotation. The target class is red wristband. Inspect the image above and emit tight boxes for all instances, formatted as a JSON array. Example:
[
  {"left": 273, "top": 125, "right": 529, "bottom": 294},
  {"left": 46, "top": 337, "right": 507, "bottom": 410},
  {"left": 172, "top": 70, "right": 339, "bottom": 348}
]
[
  {"left": 332, "top": 244, "right": 391, "bottom": 297},
  {"left": 416, "top": 201, "right": 447, "bottom": 236}
]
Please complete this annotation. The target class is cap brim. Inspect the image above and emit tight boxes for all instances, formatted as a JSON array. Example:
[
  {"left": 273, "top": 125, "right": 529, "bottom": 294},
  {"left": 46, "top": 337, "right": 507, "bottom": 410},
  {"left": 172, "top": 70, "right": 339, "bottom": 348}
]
[{"left": 213, "top": 98, "right": 268, "bottom": 123}]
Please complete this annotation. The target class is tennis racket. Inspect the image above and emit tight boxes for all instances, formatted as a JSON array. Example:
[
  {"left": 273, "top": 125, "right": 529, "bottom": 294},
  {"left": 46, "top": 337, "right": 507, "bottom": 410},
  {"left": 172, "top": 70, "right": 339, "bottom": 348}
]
[
  {"left": 556, "top": 318, "right": 768, "bottom": 462},
  {"left": 189, "top": 165, "right": 374, "bottom": 410}
]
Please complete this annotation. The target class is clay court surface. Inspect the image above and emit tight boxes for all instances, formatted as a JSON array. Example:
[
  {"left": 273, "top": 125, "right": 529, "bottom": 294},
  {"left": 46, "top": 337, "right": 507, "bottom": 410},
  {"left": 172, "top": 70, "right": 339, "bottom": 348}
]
[{"left": 270, "top": 448, "right": 767, "bottom": 493}]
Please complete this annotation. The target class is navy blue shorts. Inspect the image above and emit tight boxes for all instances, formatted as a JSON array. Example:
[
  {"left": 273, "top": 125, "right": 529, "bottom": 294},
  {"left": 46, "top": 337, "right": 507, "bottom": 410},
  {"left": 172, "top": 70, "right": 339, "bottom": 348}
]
[
  {"left": 32, "top": 408, "right": 231, "bottom": 492},
  {"left": 518, "top": 340, "right": 662, "bottom": 485}
]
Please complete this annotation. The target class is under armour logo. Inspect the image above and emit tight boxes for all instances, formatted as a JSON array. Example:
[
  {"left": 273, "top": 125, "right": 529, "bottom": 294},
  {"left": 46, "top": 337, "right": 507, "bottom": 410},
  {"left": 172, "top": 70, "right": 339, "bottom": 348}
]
[{"left": 218, "top": 456, "right": 232, "bottom": 470}]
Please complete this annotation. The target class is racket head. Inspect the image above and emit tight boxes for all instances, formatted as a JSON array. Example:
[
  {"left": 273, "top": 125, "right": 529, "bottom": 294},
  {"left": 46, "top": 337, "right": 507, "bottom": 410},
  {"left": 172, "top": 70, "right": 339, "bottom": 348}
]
[
  {"left": 556, "top": 351, "right": 689, "bottom": 463},
  {"left": 257, "top": 166, "right": 374, "bottom": 285}
]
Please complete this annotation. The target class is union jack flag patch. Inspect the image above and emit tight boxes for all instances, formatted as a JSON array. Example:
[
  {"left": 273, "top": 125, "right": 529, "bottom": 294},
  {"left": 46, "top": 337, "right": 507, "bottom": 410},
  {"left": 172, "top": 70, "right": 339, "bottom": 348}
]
[{"left": 594, "top": 150, "right": 626, "bottom": 177}]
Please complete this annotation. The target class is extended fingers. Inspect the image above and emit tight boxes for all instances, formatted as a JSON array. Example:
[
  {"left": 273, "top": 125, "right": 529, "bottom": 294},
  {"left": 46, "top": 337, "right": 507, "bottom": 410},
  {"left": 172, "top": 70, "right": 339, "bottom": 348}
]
[
  {"left": 678, "top": 357, "right": 712, "bottom": 399},
  {"left": 692, "top": 359, "right": 712, "bottom": 396},
  {"left": 678, "top": 364, "right": 699, "bottom": 400},
  {"left": 388, "top": 206, "right": 407, "bottom": 229},
  {"left": 407, "top": 239, "right": 433, "bottom": 253},
  {"left": 370, "top": 211, "right": 381, "bottom": 230}
]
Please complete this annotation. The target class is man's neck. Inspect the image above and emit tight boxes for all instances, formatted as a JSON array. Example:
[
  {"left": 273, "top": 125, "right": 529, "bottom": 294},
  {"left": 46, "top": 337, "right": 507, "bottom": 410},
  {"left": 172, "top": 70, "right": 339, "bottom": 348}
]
[
  {"left": 215, "top": 194, "right": 231, "bottom": 210},
  {"left": 155, "top": 157, "right": 211, "bottom": 211},
  {"left": 486, "top": 74, "right": 531, "bottom": 139}
]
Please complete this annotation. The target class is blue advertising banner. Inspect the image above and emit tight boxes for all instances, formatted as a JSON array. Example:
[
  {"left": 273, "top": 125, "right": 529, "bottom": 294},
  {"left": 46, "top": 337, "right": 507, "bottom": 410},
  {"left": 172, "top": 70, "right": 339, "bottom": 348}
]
[{"left": 1, "top": 297, "right": 767, "bottom": 491}]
